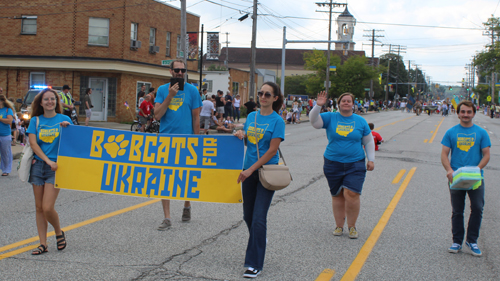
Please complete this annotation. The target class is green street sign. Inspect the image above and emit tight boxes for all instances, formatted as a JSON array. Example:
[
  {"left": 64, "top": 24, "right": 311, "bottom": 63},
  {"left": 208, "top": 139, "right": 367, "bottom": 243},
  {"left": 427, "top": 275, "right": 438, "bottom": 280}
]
[
  {"left": 162, "top": 60, "right": 174, "bottom": 66},
  {"left": 364, "top": 88, "right": 370, "bottom": 91}
]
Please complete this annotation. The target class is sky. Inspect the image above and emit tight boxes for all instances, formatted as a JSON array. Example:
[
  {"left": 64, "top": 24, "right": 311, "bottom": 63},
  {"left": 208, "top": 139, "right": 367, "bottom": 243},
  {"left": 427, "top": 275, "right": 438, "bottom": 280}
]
[{"left": 162, "top": 0, "right": 500, "bottom": 87}]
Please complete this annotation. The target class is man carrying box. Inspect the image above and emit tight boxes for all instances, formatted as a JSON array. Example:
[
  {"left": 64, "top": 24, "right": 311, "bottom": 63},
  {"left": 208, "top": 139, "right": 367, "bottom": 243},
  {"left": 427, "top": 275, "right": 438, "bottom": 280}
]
[{"left": 441, "top": 100, "right": 491, "bottom": 256}]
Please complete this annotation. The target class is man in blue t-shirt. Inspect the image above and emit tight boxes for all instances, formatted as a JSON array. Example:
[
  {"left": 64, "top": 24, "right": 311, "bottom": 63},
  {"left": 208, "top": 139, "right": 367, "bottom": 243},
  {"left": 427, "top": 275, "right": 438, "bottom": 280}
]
[
  {"left": 154, "top": 59, "right": 202, "bottom": 230},
  {"left": 441, "top": 100, "right": 491, "bottom": 257}
]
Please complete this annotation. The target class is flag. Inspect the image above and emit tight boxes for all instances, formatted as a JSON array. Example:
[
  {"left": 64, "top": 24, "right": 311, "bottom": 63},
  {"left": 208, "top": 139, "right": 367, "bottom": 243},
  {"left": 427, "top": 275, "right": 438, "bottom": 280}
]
[
  {"left": 379, "top": 74, "right": 382, "bottom": 84},
  {"left": 206, "top": 32, "right": 220, "bottom": 60},
  {"left": 187, "top": 32, "right": 199, "bottom": 60},
  {"left": 124, "top": 101, "right": 129, "bottom": 109},
  {"left": 329, "top": 66, "right": 336, "bottom": 72}
]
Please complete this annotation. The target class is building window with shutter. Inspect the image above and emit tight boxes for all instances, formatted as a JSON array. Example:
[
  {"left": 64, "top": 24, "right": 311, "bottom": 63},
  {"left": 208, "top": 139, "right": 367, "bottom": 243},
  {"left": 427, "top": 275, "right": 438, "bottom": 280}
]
[
  {"left": 21, "top": 16, "right": 37, "bottom": 35},
  {"left": 131, "top": 23, "right": 138, "bottom": 40},
  {"left": 88, "top": 18, "right": 110, "bottom": 46},
  {"left": 149, "top": 28, "right": 156, "bottom": 46},
  {"left": 166, "top": 32, "right": 171, "bottom": 57},
  {"left": 30, "top": 72, "right": 45, "bottom": 87}
]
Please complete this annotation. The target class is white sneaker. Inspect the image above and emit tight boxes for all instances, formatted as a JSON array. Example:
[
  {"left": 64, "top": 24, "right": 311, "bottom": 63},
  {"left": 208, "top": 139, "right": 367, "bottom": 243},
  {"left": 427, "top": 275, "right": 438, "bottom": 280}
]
[{"left": 243, "top": 267, "right": 261, "bottom": 278}]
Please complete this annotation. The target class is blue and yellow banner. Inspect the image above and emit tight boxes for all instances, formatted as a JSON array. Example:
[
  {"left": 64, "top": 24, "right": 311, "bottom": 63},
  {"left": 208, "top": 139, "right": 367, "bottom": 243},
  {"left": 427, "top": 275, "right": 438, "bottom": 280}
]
[{"left": 55, "top": 126, "right": 244, "bottom": 203}]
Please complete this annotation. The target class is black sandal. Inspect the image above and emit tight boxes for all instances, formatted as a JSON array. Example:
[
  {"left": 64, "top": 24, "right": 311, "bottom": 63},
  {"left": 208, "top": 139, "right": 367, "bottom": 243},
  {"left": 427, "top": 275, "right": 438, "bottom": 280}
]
[
  {"left": 31, "top": 244, "right": 48, "bottom": 255},
  {"left": 56, "top": 231, "right": 67, "bottom": 251}
]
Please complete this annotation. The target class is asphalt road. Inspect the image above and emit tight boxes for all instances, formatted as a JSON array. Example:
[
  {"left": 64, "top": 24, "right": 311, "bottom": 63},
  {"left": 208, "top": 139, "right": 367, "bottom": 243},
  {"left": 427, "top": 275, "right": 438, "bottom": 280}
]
[{"left": 1, "top": 110, "right": 500, "bottom": 281}]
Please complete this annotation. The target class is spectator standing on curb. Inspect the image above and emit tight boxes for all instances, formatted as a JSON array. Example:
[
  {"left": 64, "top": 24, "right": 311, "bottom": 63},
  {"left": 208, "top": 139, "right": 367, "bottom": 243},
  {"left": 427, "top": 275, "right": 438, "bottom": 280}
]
[
  {"left": 83, "top": 88, "right": 93, "bottom": 126},
  {"left": 244, "top": 97, "right": 257, "bottom": 115},
  {"left": 215, "top": 90, "right": 226, "bottom": 123},
  {"left": 154, "top": 60, "right": 202, "bottom": 230},
  {"left": 200, "top": 95, "right": 215, "bottom": 135},
  {"left": 441, "top": 100, "right": 491, "bottom": 257},
  {"left": 224, "top": 91, "right": 233, "bottom": 119},
  {"left": 310, "top": 91, "right": 375, "bottom": 239},
  {"left": 233, "top": 94, "right": 241, "bottom": 123},
  {"left": 0, "top": 94, "right": 14, "bottom": 176}
]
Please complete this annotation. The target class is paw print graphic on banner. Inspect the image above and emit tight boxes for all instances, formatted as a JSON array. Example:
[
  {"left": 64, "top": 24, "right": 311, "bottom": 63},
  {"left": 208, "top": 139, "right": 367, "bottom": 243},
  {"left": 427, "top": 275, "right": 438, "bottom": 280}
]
[{"left": 104, "top": 134, "right": 129, "bottom": 158}]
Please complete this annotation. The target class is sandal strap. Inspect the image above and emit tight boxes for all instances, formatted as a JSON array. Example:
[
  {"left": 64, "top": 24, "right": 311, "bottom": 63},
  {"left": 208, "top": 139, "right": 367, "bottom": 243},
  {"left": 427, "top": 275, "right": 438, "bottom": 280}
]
[
  {"left": 55, "top": 231, "right": 65, "bottom": 239},
  {"left": 32, "top": 244, "right": 47, "bottom": 254}
]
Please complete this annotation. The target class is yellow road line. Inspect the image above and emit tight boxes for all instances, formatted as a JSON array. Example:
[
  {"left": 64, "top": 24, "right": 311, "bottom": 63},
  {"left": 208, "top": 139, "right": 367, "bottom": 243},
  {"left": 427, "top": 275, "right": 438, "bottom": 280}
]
[
  {"left": 0, "top": 199, "right": 160, "bottom": 259},
  {"left": 429, "top": 117, "right": 445, "bottom": 143},
  {"left": 315, "top": 269, "right": 336, "bottom": 281},
  {"left": 391, "top": 169, "right": 406, "bottom": 184},
  {"left": 430, "top": 131, "right": 434, "bottom": 133},
  {"left": 374, "top": 116, "right": 415, "bottom": 131},
  {"left": 424, "top": 139, "right": 428, "bottom": 143},
  {"left": 340, "top": 167, "right": 417, "bottom": 281}
]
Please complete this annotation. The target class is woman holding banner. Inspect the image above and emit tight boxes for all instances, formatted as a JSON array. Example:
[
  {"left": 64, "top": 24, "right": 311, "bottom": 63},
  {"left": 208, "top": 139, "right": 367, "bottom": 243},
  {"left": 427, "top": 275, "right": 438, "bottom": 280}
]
[
  {"left": 27, "top": 88, "right": 72, "bottom": 255},
  {"left": 310, "top": 91, "right": 375, "bottom": 239},
  {"left": 234, "top": 82, "right": 285, "bottom": 278}
]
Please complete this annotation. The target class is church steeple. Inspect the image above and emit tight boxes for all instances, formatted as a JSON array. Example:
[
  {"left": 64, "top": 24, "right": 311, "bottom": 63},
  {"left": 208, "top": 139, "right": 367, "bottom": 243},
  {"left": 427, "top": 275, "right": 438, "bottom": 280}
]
[{"left": 335, "top": 7, "right": 356, "bottom": 51}]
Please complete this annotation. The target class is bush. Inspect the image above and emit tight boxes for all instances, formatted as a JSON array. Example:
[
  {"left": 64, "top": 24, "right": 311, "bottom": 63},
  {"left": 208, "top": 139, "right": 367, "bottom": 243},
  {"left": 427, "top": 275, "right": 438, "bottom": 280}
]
[{"left": 240, "top": 106, "right": 248, "bottom": 118}]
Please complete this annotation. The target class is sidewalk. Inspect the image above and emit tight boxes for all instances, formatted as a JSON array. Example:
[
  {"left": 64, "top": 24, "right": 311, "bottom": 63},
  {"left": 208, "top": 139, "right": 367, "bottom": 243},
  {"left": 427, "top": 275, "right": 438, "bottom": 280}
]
[{"left": 11, "top": 114, "right": 311, "bottom": 159}]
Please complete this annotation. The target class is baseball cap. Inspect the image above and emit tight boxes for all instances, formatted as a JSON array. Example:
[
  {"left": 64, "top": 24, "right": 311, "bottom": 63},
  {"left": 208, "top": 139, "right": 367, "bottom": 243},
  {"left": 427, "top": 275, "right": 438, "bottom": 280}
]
[{"left": 63, "top": 85, "right": 71, "bottom": 90}]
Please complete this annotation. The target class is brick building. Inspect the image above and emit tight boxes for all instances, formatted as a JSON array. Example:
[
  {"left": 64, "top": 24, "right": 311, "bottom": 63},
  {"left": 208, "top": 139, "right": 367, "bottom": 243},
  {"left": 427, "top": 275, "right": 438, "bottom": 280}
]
[{"left": 0, "top": 0, "right": 200, "bottom": 122}]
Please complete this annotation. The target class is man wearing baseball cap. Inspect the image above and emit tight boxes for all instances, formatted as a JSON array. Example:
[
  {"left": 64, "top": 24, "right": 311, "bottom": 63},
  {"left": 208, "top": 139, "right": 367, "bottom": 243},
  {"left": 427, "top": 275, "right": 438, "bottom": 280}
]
[{"left": 59, "top": 85, "right": 74, "bottom": 119}]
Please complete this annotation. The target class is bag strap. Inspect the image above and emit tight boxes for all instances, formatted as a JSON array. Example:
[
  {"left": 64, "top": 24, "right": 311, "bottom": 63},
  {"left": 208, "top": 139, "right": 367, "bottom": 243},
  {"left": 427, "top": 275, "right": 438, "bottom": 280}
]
[{"left": 254, "top": 111, "right": 287, "bottom": 165}]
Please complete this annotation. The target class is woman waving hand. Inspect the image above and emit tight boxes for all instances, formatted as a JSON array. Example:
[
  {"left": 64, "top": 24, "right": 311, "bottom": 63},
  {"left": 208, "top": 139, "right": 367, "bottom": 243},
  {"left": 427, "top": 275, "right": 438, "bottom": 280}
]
[{"left": 310, "top": 91, "right": 375, "bottom": 239}]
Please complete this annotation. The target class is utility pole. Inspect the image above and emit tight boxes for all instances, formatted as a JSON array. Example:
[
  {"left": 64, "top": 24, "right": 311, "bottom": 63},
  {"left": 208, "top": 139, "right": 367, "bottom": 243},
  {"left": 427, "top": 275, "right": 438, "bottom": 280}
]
[
  {"left": 483, "top": 20, "right": 496, "bottom": 103},
  {"left": 199, "top": 24, "right": 204, "bottom": 93},
  {"left": 249, "top": 0, "right": 257, "bottom": 100},
  {"left": 180, "top": 0, "right": 187, "bottom": 65},
  {"left": 382, "top": 44, "right": 392, "bottom": 102},
  {"left": 363, "top": 29, "right": 384, "bottom": 98},
  {"left": 407, "top": 60, "right": 413, "bottom": 97},
  {"left": 223, "top": 32, "right": 230, "bottom": 67},
  {"left": 315, "top": 1, "right": 347, "bottom": 96},
  {"left": 414, "top": 64, "right": 421, "bottom": 98},
  {"left": 391, "top": 45, "right": 406, "bottom": 99}
]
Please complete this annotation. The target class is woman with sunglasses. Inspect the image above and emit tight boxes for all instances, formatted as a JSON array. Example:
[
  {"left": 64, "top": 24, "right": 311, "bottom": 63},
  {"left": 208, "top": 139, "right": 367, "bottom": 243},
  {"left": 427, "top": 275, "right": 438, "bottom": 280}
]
[
  {"left": 310, "top": 91, "right": 375, "bottom": 239},
  {"left": 0, "top": 94, "right": 15, "bottom": 176},
  {"left": 234, "top": 82, "right": 285, "bottom": 278},
  {"left": 27, "top": 88, "right": 72, "bottom": 255}
]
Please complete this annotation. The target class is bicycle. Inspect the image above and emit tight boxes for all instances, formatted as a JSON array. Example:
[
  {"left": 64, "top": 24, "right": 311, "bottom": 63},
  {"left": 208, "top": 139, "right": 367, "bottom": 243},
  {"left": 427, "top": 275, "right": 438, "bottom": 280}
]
[{"left": 131, "top": 116, "right": 160, "bottom": 133}]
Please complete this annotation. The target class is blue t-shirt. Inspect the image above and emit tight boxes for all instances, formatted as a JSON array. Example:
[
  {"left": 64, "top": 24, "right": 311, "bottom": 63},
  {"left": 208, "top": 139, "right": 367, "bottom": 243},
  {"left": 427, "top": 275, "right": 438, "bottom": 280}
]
[
  {"left": 0, "top": 107, "right": 14, "bottom": 136},
  {"left": 441, "top": 124, "right": 491, "bottom": 174},
  {"left": 321, "top": 112, "right": 371, "bottom": 163},
  {"left": 155, "top": 83, "right": 202, "bottom": 134},
  {"left": 27, "top": 114, "right": 72, "bottom": 161},
  {"left": 243, "top": 110, "right": 286, "bottom": 170}
]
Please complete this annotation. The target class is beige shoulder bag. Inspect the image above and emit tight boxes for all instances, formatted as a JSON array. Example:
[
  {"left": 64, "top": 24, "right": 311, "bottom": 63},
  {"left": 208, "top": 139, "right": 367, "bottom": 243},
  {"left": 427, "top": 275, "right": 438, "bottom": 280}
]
[{"left": 254, "top": 112, "right": 292, "bottom": 191}]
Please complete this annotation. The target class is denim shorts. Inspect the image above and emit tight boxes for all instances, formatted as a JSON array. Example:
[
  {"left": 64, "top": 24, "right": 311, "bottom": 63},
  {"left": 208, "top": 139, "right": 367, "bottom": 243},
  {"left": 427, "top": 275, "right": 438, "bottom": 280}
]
[
  {"left": 323, "top": 157, "right": 366, "bottom": 196},
  {"left": 29, "top": 159, "right": 56, "bottom": 186}
]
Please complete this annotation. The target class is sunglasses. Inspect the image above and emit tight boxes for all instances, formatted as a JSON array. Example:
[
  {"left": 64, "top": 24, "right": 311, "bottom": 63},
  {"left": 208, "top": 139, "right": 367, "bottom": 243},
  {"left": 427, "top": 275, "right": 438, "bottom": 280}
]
[
  {"left": 257, "top": 91, "right": 274, "bottom": 98},
  {"left": 173, "top": 68, "right": 187, "bottom": 73}
]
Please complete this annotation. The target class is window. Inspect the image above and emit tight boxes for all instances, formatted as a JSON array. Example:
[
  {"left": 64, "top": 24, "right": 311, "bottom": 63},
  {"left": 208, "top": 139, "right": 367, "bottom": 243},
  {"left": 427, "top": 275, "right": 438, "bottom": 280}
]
[
  {"left": 176, "top": 35, "right": 182, "bottom": 58},
  {"left": 30, "top": 72, "right": 45, "bottom": 87},
  {"left": 204, "top": 80, "right": 213, "bottom": 93},
  {"left": 88, "top": 18, "right": 110, "bottom": 46},
  {"left": 166, "top": 32, "right": 171, "bottom": 57},
  {"left": 149, "top": 28, "right": 156, "bottom": 46},
  {"left": 21, "top": 16, "right": 37, "bottom": 35},
  {"left": 232, "top": 82, "right": 239, "bottom": 95},
  {"left": 131, "top": 23, "right": 138, "bottom": 40}
]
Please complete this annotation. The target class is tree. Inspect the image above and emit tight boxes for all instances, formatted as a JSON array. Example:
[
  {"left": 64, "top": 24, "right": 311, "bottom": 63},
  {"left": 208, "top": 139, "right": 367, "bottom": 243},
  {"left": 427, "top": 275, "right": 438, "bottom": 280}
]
[
  {"left": 474, "top": 17, "right": 500, "bottom": 75},
  {"left": 302, "top": 49, "right": 381, "bottom": 99},
  {"left": 283, "top": 74, "right": 313, "bottom": 97},
  {"left": 207, "top": 64, "right": 227, "bottom": 71}
]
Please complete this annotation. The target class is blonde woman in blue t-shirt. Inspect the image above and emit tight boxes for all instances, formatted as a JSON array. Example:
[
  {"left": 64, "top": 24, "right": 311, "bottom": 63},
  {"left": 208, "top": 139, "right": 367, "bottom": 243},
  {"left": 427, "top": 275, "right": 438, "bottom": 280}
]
[
  {"left": 27, "top": 88, "right": 72, "bottom": 255},
  {"left": 310, "top": 91, "right": 375, "bottom": 239}
]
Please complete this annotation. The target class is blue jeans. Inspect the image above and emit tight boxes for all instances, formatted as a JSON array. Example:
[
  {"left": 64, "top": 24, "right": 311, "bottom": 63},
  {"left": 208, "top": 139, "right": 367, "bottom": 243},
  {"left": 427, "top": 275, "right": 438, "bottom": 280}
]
[
  {"left": 0, "top": 135, "right": 12, "bottom": 174},
  {"left": 242, "top": 170, "right": 275, "bottom": 271},
  {"left": 233, "top": 107, "right": 240, "bottom": 122},
  {"left": 450, "top": 180, "right": 484, "bottom": 244}
]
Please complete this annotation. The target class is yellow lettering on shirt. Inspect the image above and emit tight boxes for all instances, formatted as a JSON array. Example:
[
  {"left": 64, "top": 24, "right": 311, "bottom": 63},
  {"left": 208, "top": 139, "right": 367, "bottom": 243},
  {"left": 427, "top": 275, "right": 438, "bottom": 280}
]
[
  {"left": 336, "top": 121, "right": 355, "bottom": 137},
  {"left": 457, "top": 133, "right": 476, "bottom": 152},
  {"left": 247, "top": 122, "right": 269, "bottom": 145},
  {"left": 168, "top": 93, "right": 185, "bottom": 111},
  {"left": 38, "top": 124, "right": 60, "bottom": 143}
]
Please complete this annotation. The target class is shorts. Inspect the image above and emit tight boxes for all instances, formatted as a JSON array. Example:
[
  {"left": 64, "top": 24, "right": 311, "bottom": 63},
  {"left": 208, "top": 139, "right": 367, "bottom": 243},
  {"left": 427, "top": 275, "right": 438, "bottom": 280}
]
[
  {"left": 200, "top": 116, "right": 211, "bottom": 129},
  {"left": 139, "top": 115, "right": 148, "bottom": 125},
  {"left": 85, "top": 109, "right": 92, "bottom": 118},
  {"left": 216, "top": 106, "right": 225, "bottom": 114},
  {"left": 323, "top": 157, "right": 366, "bottom": 196},
  {"left": 29, "top": 159, "right": 56, "bottom": 186}
]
